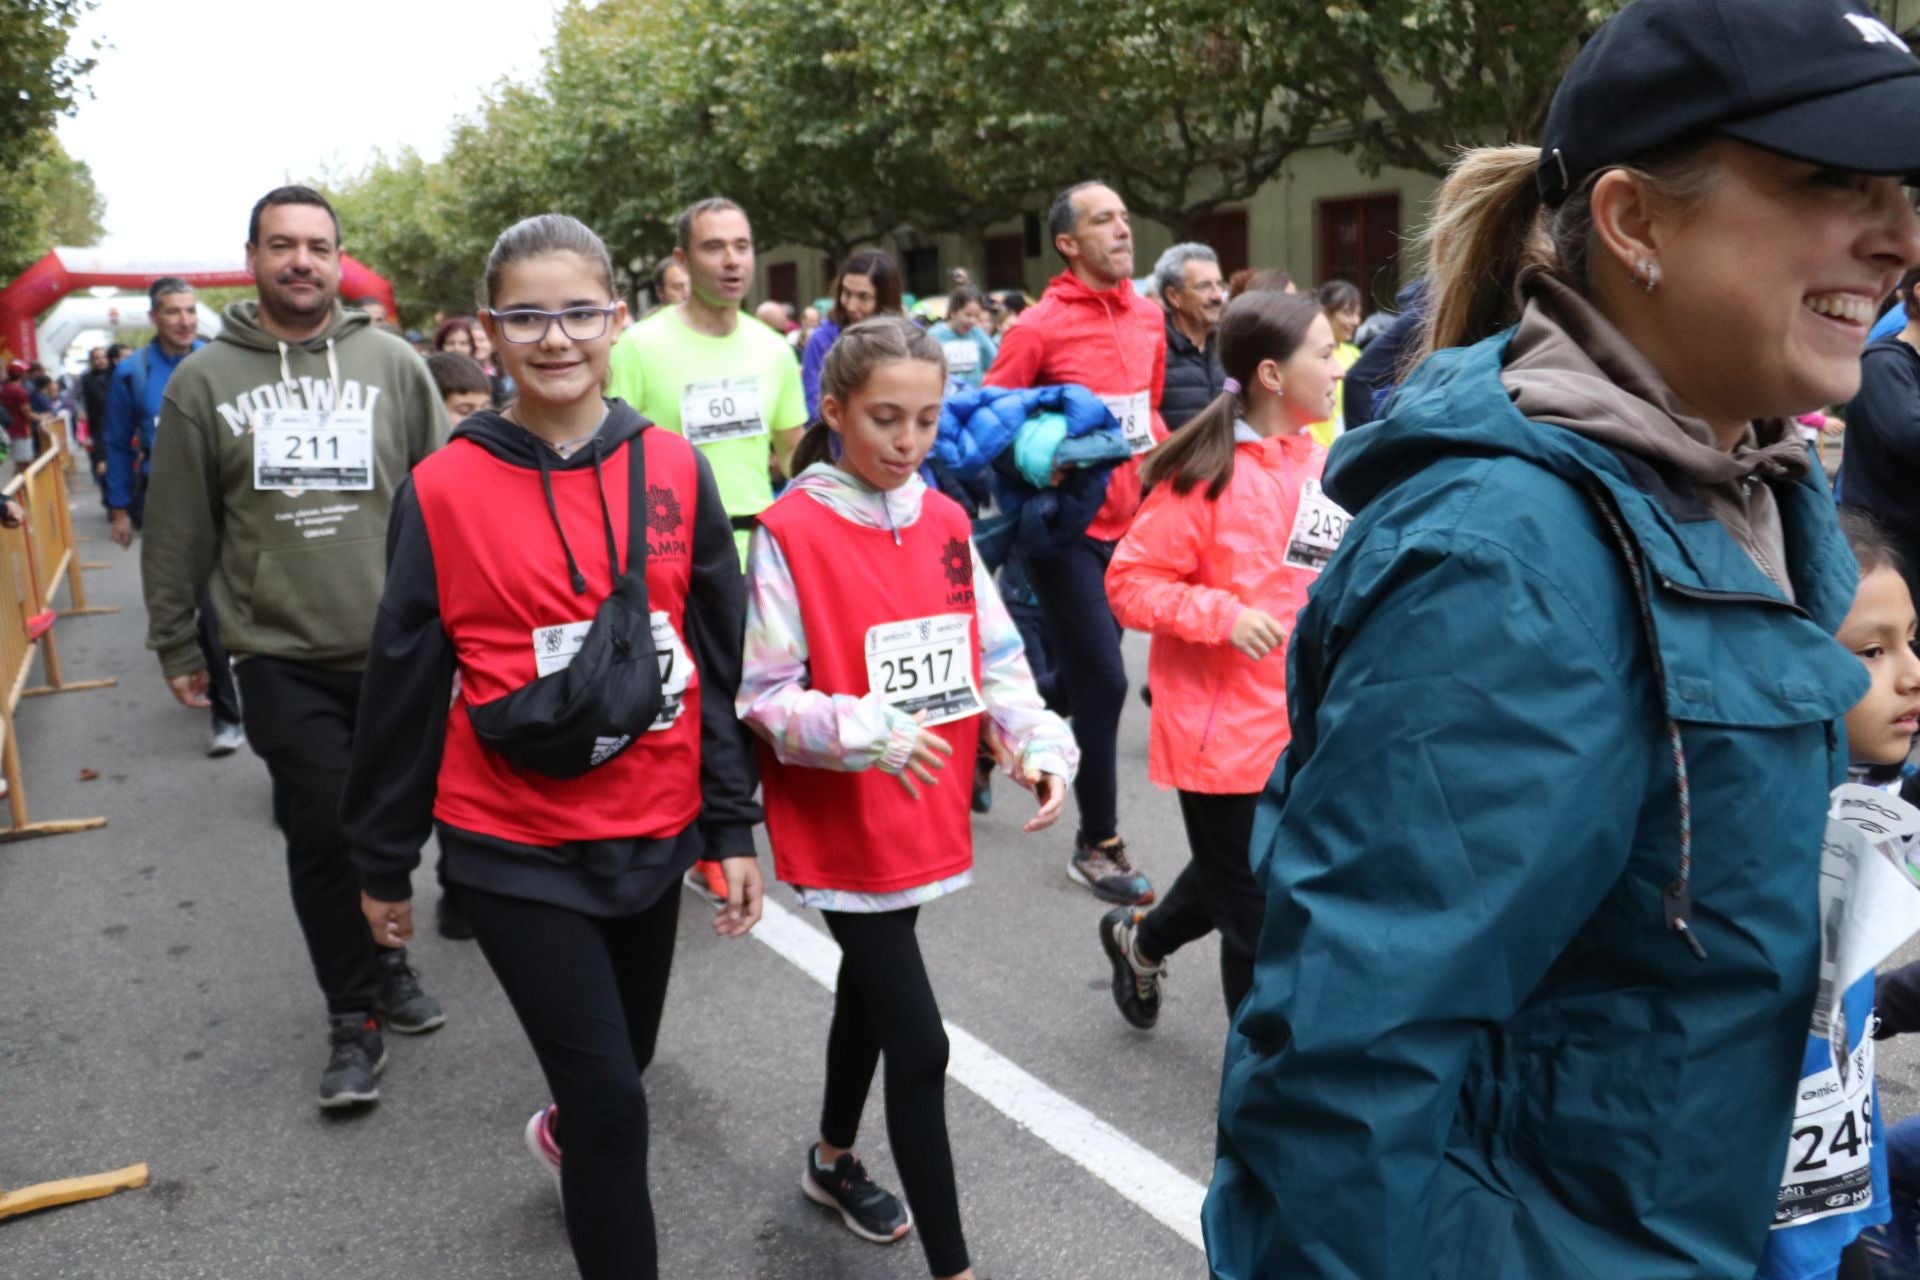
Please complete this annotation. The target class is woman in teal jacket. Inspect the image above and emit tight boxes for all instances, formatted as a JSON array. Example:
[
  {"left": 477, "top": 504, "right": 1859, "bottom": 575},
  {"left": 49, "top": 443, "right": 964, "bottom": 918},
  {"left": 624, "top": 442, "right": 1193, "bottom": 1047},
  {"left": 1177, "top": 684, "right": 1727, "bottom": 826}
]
[{"left": 1206, "top": 2, "right": 1920, "bottom": 1277}]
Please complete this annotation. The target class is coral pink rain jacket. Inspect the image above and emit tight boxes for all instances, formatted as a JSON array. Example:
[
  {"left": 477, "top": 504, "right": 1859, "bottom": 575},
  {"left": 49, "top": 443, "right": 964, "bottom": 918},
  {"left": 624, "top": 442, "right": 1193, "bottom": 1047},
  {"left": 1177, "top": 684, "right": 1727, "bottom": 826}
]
[{"left": 1106, "top": 430, "right": 1327, "bottom": 794}]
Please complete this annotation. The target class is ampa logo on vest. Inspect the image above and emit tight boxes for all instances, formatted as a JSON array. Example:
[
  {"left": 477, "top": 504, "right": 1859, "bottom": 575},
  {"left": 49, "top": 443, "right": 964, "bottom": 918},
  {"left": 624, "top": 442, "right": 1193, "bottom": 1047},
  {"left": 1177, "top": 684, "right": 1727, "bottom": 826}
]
[{"left": 644, "top": 483, "right": 687, "bottom": 559}]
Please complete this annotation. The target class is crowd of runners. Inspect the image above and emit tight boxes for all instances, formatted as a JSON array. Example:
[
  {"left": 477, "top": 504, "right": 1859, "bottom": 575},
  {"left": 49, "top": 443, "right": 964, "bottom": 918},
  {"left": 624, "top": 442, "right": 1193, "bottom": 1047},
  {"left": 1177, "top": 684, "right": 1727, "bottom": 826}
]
[{"left": 37, "top": 0, "right": 1920, "bottom": 1276}]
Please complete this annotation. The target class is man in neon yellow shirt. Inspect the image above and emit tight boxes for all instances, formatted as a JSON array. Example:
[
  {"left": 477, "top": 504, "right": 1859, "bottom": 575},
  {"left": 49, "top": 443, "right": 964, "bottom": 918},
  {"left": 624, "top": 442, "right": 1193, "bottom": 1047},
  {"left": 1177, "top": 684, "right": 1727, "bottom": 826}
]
[{"left": 607, "top": 197, "right": 808, "bottom": 565}]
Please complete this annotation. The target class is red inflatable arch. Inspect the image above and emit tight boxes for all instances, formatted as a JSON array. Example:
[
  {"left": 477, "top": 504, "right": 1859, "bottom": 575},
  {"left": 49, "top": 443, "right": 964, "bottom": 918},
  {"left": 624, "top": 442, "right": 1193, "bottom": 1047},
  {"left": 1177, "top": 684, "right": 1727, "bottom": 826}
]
[{"left": 0, "top": 246, "right": 397, "bottom": 361}]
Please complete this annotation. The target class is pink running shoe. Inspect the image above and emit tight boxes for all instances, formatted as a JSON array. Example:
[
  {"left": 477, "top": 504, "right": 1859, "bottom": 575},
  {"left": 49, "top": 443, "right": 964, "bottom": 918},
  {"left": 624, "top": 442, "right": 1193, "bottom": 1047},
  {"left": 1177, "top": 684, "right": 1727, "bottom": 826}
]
[{"left": 523, "top": 1105, "right": 561, "bottom": 1196}]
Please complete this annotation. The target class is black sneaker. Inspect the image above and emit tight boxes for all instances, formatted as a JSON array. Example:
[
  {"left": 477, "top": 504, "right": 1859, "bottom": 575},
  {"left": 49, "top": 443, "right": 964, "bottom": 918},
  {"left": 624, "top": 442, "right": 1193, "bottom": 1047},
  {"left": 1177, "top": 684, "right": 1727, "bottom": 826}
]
[
  {"left": 1099, "top": 906, "right": 1164, "bottom": 1030},
  {"left": 800, "top": 1146, "right": 912, "bottom": 1244},
  {"left": 374, "top": 948, "right": 446, "bottom": 1034},
  {"left": 435, "top": 891, "right": 475, "bottom": 941},
  {"left": 318, "top": 1013, "right": 387, "bottom": 1109}
]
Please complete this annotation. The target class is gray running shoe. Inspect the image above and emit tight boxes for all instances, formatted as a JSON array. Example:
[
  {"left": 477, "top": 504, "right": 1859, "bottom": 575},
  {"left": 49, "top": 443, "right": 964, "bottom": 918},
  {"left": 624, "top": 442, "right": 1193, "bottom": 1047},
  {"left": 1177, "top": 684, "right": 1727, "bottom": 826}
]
[
  {"left": 318, "top": 1013, "right": 386, "bottom": 1109},
  {"left": 1068, "top": 837, "right": 1154, "bottom": 906},
  {"left": 374, "top": 948, "right": 446, "bottom": 1034}
]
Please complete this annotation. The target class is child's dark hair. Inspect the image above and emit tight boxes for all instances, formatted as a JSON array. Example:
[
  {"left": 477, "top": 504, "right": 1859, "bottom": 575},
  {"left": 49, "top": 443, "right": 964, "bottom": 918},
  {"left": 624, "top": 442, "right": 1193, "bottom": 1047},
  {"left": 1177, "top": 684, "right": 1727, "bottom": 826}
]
[
  {"left": 433, "top": 316, "right": 475, "bottom": 351},
  {"left": 483, "top": 214, "right": 615, "bottom": 310},
  {"left": 427, "top": 352, "right": 489, "bottom": 400},
  {"left": 947, "top": 285, "right": 986, "bottom": 316},
  {"left": 828, "top": 248, "right": 903, "bottom": 327},
  {"left": 1315, "top": 278, "right": 1362, "bottom": 316},
  {"left": 1140, "top": 291, "right": 1325, "bottom": 500},
  {"left": 1839, "top": 507, "right": 1905, "bottom": 578},
  {"left": 790, "top": 315, "right": 946, "bottom": 473}
]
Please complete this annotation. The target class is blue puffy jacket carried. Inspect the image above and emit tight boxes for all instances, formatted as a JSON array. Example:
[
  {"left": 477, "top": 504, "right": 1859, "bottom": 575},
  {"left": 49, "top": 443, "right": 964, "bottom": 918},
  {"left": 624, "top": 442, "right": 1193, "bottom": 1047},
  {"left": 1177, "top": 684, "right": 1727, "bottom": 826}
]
[
  {"left": 1206, "top": 332, "right": 1865, "bottom": 1280},
  {"left": 935, "top": 384, "right": 1125, "bottom": 562}
]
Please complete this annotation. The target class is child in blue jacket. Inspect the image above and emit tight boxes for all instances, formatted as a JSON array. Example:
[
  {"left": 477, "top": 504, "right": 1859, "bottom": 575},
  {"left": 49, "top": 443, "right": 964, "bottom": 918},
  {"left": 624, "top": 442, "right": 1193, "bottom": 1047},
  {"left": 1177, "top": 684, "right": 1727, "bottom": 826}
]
[{"left": 1759, "top": 510, "right": 1920, "bottom": 1280}]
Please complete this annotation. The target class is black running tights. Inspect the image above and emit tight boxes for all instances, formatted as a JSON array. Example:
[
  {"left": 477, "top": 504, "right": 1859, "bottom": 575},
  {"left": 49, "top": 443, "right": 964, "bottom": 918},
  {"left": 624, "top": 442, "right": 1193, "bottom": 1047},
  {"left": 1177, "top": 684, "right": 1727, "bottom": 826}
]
[
  {"left": 463, "top": 884, "right": 681, "bottom": 1280},
  {"left": 819, "top": 907, "right": 969, "bottom": 1277},
  {"left": 1134, "top": 790, "right": 1263, "bottom": 1017}
]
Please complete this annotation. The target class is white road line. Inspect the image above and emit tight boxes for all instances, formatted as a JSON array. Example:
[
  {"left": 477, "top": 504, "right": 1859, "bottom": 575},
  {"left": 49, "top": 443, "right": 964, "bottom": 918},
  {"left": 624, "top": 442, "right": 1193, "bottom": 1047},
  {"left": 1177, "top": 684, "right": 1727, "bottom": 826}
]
[{"left": 749, "top": 896, "right": 1208, "bottom": 1252}]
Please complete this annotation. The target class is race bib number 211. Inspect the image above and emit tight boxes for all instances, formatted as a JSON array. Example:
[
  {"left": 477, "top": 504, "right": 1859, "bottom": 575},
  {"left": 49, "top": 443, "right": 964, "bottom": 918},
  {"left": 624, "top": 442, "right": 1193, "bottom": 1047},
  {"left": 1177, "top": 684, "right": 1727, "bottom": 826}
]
[{"left": 252, "top": 408, "right": 373, "bottom": 491}]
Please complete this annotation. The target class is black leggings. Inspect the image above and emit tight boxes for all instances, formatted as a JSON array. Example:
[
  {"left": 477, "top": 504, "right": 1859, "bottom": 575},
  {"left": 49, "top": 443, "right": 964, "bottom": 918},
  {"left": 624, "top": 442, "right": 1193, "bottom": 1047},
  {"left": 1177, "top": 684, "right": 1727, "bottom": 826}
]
[
  {"left": 820, "top": 908, "right": 968, "bottom": 1277},
  {"left": 1133, "top": 790, "right": 1263, "bottom": 1016},
  {"left": 462, "top": 884, "right": 681, "bottom": 1280}
]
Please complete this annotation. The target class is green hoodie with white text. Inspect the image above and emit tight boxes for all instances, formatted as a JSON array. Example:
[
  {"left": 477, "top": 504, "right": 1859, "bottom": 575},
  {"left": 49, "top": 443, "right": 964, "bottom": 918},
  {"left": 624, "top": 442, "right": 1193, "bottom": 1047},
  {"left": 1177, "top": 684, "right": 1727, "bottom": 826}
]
[{"left": 141, "top": 300, "right": 444, "bottom": 677}]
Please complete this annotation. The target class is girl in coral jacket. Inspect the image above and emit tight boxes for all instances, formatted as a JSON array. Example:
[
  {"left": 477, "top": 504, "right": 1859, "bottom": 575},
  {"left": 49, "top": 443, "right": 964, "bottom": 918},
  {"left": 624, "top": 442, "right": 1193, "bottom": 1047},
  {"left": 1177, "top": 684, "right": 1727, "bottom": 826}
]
[
  {"left": 739, "top": 315, "right": 1076, "bottom": 1280},
  {"left": 1099, "top": 289, "right": 1346, "bottom": 1030}
]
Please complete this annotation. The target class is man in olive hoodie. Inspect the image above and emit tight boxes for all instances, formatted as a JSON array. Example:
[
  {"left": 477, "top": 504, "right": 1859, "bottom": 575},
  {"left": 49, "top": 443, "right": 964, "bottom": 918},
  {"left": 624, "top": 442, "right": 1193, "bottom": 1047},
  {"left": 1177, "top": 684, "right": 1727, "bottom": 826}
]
[{"left": 141, "top": 186, "right": 449, "bottom": 1109}]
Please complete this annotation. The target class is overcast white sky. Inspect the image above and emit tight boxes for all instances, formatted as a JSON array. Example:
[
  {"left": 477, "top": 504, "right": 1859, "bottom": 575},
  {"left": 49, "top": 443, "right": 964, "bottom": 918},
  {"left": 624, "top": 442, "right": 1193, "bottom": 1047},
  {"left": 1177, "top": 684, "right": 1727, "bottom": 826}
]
[{"left": 56, "top": 0, "right": 565, "bottom": 259}]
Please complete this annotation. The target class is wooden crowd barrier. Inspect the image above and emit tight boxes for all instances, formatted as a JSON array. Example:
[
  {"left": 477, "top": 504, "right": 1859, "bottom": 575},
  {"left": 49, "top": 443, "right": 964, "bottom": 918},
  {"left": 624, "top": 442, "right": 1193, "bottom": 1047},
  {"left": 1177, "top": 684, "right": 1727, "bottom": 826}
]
[
  {"left": 0, "top": 1163, "right": 148, "bottom": 1220},
  {"left": 43, "top": 418, "right": 110, "bottom": 565},
  {"left": 20, "top": 450, "right": 116, "bottom": 620},
  {"left": 0, "top": 456, "right": 112, "bottom": 841}
]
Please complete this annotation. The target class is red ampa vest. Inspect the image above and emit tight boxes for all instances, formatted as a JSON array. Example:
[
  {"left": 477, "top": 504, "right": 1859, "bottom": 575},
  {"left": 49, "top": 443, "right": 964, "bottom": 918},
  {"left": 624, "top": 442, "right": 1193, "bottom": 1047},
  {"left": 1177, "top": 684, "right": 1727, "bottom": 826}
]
[
  {"left": 758, "top": 486, "right": 982, "bottom": 893},
  {"left": 412, "top": 430, "right": 702, "bottom": 844}
]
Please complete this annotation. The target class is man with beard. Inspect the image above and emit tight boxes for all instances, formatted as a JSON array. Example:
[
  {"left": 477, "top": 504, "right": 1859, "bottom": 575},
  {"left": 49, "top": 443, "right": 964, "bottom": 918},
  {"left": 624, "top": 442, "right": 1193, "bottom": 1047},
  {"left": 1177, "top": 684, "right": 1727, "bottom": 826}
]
[
  {"left": 1153, "top": 243, "right": 1226, "bottom": 430},
  {"left": 139, "top": 186, "right": 448, "bottom": 1109}
]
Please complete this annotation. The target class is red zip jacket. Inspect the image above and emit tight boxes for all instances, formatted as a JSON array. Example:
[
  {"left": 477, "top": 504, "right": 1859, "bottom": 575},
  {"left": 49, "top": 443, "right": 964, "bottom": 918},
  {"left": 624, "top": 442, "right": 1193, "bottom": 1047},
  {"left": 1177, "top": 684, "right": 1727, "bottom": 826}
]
[{"left": 985, "top": 270, "right": 1167, "bottom": 541}]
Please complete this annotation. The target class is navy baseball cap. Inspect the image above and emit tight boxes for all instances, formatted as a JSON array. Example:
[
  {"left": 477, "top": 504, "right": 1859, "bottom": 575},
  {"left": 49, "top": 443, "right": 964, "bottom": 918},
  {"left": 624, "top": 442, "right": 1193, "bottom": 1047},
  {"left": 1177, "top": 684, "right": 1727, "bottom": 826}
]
[{"left": 1539, "top": 0, "right": 1920, "bottom": 205}]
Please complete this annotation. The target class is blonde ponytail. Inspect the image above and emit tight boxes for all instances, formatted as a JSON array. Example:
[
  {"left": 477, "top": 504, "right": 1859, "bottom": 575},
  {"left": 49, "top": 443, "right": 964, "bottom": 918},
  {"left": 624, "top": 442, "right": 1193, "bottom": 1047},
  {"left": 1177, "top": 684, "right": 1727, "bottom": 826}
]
[
  {"left": 1421, "top": 146, "right": 1552, "bottom": 357},
  {"left": 1421, "top": 140, "right": 1723, "bottom": 360}
]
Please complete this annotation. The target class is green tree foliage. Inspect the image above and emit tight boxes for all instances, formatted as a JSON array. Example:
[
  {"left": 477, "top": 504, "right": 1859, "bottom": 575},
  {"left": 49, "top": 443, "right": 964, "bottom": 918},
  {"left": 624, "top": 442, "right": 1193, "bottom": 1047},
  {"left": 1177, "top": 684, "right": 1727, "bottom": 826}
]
[
  {"left": 35, "top": 138, "right": 104, "bottom": 246},
  {"left": 844, "top": 0, "right": 1330, "bottom": 239},
  {"left": 0, "top": 135, "right": 106, "bottom": 280},
  {"left": 0, "top": 0, "right": 96, "bottom": 171},
  {"left": 325, "top": 0, "right": 1638, "bottom": 294},
  {"left": 0, "top": 1, "right": 102, "bottom": 283},
  {"left": 325, "top": 148, "right": 490, "bottom": 325},
  {"left": 1301, "top": 1, "right": 1629, "bottom": 177}
]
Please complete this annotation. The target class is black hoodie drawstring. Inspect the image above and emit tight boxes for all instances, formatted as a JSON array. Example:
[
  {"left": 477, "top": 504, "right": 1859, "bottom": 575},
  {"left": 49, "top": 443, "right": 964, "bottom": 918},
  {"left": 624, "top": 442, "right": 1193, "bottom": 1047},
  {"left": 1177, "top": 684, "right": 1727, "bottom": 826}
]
[
  {"left": 1587, "top": 483, "right": 1706, "bottom": 963},
  {"left": 535, "top": 434, "right": 621, "bottom": 595},
  {"left": 533, "top": 441, "right": 585, "bottom": 594},
  {"left": 589, "top": 436, "right": 621, "bottom": 572}
]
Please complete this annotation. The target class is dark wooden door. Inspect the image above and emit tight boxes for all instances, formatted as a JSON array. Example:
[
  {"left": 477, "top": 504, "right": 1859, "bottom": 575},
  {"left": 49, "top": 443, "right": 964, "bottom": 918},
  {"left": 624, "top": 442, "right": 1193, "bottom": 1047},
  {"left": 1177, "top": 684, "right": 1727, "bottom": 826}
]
[
  {"left": 1318, "top": 193, "right": 1402, "bottom": 308},
  {"left": 1191, "top": 208, "right": 1249, "bottom": 277},
  {"left": 984, "top": 234, "right": 1026, "bottom": 291},
  {"left": 768, "top": 262, "right": 798, "bottom": 308}
]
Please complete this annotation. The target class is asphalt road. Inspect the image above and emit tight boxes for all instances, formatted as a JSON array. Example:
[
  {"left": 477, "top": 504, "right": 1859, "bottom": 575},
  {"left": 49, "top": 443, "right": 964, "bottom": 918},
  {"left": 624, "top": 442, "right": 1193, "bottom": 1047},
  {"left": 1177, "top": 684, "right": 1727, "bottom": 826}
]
[
  {"left": 0, "top": 498, "right": 1220, "bottom": 1279},
  {"left": 10, "top": 494, "right": 1920, "bottom": 1280}
]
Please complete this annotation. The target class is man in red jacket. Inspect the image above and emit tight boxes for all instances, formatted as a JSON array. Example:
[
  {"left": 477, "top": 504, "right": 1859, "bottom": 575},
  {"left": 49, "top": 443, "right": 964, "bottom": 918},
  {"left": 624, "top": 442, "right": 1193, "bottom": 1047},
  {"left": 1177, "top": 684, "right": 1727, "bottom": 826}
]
[{"left": 985, "top": 181, "right": 1166, "bottom": 906}]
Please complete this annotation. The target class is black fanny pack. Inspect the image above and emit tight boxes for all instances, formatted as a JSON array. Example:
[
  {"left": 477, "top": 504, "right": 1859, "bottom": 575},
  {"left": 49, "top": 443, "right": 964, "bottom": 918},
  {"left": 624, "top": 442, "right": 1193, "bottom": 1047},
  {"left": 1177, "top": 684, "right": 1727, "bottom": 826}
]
[{"left": 465, "top": 430, "right": 663, "bottom": 779}]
